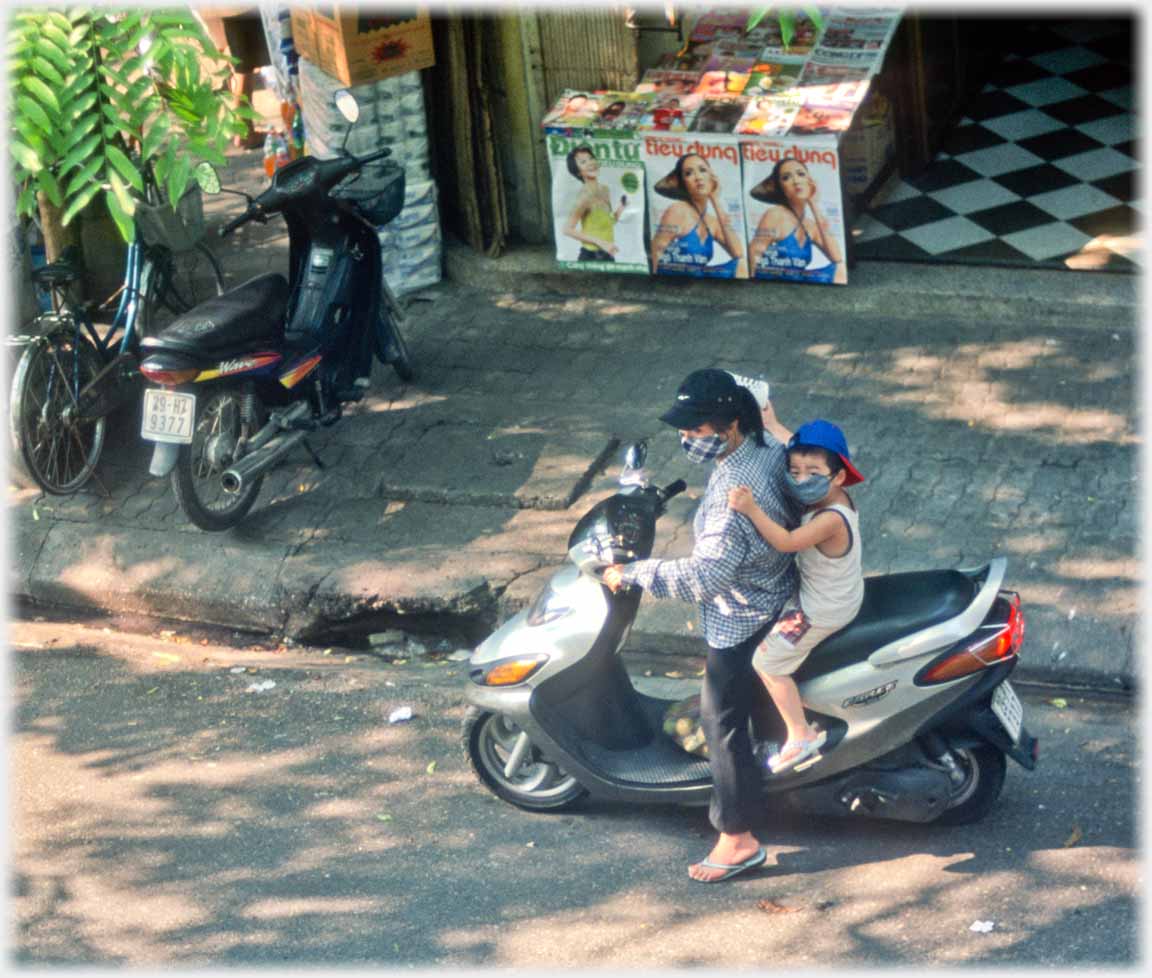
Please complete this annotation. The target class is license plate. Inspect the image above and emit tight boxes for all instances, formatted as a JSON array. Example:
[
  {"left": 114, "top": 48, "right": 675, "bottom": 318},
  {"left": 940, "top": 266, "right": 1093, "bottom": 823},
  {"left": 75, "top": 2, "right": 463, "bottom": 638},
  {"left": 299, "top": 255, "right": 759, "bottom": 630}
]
[
  {"left": 141, "top": 388, "right": 196, "bottom": 444},
  {"left": 991, "top": 681, "right": 1023, "bottom": 745}
]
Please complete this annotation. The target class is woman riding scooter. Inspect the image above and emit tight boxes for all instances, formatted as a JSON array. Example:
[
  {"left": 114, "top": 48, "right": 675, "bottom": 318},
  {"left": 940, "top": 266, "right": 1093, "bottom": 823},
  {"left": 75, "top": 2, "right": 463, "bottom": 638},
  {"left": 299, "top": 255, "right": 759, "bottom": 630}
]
[{"left": 605, "top": 368, "right": 801, "bottom": 883}]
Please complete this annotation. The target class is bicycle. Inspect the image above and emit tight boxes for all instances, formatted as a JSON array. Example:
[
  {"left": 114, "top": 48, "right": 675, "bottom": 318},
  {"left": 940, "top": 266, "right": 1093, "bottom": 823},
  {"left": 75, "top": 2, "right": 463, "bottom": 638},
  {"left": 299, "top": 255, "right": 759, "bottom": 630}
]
[{"left": 8, "top": 177, "right": 225, "bottom": 495}]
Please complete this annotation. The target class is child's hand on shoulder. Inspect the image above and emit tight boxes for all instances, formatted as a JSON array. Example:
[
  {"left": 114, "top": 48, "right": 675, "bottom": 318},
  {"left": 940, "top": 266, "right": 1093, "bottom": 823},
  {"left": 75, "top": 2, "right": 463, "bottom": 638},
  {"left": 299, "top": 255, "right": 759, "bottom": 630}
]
[{"left": 728, "top": 485, "right": 756, "bottom": 515}]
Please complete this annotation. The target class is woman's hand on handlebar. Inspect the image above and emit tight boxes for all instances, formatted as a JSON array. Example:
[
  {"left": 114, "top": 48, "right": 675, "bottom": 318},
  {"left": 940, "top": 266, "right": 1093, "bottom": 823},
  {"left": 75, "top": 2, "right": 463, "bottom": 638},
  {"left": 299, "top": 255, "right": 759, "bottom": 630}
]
[{"left": 603, "top": 565, "right": 626, "bottom": 592}]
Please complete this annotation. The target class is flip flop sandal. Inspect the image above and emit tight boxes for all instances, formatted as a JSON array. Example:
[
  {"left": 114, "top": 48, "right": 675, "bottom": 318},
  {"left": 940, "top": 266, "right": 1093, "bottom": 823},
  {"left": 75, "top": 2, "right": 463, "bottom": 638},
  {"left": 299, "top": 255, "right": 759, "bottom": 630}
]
[
  {"left": 691, "top": 846, "right": 768, "bottom": 884},
  {"left": 768, "top": 729, "right": 827, "bottom": 774}
]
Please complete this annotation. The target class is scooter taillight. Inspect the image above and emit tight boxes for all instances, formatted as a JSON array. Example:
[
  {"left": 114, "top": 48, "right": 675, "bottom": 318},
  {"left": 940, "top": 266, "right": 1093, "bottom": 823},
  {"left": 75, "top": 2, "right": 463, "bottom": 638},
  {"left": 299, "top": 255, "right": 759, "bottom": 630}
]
[{"left": 916, "top": 593, "right": 1024, "bottom": 685}]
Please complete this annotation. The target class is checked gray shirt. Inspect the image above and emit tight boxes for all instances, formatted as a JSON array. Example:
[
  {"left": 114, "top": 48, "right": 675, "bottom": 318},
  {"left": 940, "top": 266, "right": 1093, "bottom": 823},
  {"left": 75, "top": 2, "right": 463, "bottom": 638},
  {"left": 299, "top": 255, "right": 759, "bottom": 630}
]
[{"left": 619, "top": 436, "right": 802, "bottom": 649}]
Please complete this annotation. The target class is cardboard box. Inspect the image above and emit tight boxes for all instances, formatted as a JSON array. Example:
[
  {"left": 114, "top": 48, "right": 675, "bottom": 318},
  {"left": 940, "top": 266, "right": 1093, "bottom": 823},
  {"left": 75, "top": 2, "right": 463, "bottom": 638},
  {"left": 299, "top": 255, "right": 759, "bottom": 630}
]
[
  {"left": 290, "top": 6, "right": 435, "bottom": 87},
  {"left": 840, "top": 92, "right": 894, "bottom": 197}
]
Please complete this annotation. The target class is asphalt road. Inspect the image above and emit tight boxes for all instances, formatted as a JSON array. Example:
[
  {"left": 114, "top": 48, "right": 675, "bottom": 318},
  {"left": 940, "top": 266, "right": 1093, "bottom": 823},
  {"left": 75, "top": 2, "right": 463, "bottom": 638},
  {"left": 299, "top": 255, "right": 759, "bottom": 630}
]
[{"left": 10, "top": 611, "right": 1138, "bottom": 967}]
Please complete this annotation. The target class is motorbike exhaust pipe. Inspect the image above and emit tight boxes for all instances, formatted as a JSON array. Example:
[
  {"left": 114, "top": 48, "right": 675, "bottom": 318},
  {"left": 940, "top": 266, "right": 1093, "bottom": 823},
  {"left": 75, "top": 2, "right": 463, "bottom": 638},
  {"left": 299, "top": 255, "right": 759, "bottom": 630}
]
[{"left": 221, "top": 429, "right": 308, "bottom": 494}]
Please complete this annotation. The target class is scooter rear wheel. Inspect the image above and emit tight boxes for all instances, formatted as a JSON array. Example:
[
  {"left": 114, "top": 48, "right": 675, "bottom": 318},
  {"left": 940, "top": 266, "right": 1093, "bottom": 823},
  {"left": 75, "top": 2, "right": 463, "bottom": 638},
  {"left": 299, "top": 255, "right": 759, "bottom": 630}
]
[
  {"left": 934, "top": 745, "right": 1007, "bottom": 826},
  {"left": 463, "top": 707, "right": 587, "bottom": 811}
]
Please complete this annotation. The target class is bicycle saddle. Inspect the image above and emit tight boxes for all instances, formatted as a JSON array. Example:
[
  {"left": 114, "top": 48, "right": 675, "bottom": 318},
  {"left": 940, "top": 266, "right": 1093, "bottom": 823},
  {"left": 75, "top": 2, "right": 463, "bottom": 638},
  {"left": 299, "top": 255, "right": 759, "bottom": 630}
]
[
  {"left": 31, "top": 245, "right": 82, "bottom": 286},
  {"left": 141, "top": 272, "right": 289, "bottom": 357},
  {"left": 793, "top": 570, "right": 977, "bottom": 682}
]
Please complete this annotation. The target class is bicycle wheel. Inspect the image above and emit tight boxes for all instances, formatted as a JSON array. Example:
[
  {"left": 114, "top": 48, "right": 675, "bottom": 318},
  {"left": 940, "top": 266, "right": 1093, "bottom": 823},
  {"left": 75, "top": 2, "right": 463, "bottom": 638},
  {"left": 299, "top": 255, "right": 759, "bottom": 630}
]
[
  {"left": 141, "top": 243, "right": 225, "bottom": 334},
  {"left": 9, "top": 330, "right": 107, "bottom": 494}
]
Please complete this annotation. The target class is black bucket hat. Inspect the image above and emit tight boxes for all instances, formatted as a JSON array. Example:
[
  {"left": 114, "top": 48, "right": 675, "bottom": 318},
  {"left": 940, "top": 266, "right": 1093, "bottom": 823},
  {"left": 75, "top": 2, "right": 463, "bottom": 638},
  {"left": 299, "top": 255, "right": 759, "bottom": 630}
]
[{"left": 659, "top": 368, "right": 742, "bottom": 429}]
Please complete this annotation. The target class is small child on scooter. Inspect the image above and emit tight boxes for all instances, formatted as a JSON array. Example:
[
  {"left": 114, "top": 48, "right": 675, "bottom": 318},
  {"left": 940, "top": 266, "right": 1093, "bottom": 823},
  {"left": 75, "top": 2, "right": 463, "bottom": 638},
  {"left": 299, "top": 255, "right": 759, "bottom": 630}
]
[{"left": 728, "top": 405, "right": 864, "bottom": 775}]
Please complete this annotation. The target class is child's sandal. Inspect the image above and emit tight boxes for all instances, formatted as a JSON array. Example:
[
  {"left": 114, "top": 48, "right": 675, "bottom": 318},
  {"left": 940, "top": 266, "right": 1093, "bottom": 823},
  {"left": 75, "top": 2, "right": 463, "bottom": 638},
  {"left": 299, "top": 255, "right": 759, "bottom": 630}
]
[{"left": 768, "top": 729, "right": 827, "bottom": 774}]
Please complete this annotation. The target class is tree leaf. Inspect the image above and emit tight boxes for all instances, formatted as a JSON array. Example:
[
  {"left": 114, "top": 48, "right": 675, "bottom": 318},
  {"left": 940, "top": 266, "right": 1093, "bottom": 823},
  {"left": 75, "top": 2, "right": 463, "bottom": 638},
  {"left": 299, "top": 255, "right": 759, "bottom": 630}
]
[
  {"left": 10, "top": 140, "right": 43, "bottom": 174},
  {"left": 32, "top": 55, "right": 67, "bottom": 88},
  {"left": 21, "top": 76, "right": 61, "bottom": 115},
  {"left": 39, "top": 168, "right": 64, "bottom": 207},
  {"left": 104, "top": 185, "right": 136, "bottom": 243},
  {"left": 62, "top": 115, "right": 98, "bottom": 152},
  {"left": 61, "top": 182, "right": 101, "bottom": 227},
  {"left": 17, "top": 183, "right": 38, "bottom": 217},
  {"left": 108, "top": 170, "right": 137, "bottom": 217},
  {"left": 41, "top": 21, "right": 72, "bottom": 51},
  {"left": 106, "top": 142, "right": 144, "bottom": 193},
  {"left": 779, "top": 10, "right": 796, "bottom": 49},
  {"left": 140, "top": 114, "right": 170, "bottom": 162},
  {"left": 34, "top": 37, "right": 72, "bottom": 74},
  {"left": 61, "top": 134, "right": 101, "bottom": 177},
  {"left": 16, "top": 95, "right": 54, "bottom": 137},
  {"left": 65, "top": 153, "right": 103, "bottom": 195},
  {"left": 166, "top": 152, "right": 191, "bottom": 209},
  {"left": 745, "top": 8, "right": 770, "bottom": 33}
]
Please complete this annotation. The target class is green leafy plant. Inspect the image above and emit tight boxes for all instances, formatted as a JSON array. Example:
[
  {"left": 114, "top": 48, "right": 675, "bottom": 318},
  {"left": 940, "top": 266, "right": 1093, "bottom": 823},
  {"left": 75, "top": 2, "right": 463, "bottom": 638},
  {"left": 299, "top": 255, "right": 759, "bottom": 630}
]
[
  {"left": 746, "top": 6, "right": 826, "bottom": 49},
  {"left": 8, "top": 7, "right": 253, "bottom": 252}
]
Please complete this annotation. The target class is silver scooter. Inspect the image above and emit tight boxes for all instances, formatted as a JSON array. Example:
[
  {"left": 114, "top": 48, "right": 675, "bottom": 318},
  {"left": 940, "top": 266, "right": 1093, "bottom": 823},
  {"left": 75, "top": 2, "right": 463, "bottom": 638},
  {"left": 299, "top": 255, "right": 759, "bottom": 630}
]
[{"left": 463, "top": 444, "right": 1038, "bottom": 825}]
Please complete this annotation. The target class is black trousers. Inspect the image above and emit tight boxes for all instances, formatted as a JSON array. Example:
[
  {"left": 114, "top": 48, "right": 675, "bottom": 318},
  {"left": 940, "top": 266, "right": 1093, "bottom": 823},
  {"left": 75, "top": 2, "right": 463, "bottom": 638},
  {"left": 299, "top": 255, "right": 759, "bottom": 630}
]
[{"left": 702, "top": 619, "right": 776, "bottom": 834}]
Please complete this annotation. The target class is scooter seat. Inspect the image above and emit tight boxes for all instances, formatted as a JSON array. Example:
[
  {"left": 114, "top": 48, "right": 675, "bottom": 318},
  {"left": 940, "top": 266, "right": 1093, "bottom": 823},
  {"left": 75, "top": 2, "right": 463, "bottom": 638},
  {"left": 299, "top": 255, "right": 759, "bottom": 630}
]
[
  {"left": 140, "top": 272, "right": 288, "bottom": 358},
  {"left": 794, "top": 569, "right": 977, "bottom": 682}
]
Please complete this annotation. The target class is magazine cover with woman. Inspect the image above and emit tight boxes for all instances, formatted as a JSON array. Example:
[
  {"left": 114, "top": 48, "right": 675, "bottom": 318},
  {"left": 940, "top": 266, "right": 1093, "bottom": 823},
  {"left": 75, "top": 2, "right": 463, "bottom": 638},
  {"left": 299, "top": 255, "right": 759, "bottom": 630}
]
[
  {"left": 548, "top": 133, "right": 648, "bottom": 273},
  {"left": 641, "top": 133, "right": 748, "bottom": 279},
  {"left": 741, "top": 136, "right": 848, "bottom": 285}
]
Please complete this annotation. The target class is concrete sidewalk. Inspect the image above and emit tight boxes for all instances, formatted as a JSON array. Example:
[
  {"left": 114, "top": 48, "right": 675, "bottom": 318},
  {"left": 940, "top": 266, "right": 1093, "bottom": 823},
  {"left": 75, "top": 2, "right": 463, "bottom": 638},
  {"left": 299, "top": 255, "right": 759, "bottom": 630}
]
[{"left": 8, "top": 148, "right": 1140, "bottom": 692}]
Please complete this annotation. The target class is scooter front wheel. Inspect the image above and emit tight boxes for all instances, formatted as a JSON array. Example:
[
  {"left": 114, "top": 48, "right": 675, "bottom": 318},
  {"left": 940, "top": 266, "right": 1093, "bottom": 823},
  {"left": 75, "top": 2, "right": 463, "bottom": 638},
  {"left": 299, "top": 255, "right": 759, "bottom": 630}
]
[{"left": 463, "top": 707, "right": 587, "bottom": 812}]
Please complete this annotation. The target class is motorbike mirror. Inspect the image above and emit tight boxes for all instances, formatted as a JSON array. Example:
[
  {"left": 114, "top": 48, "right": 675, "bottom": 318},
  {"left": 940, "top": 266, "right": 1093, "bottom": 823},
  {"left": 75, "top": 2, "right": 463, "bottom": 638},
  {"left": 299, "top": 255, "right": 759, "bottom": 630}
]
[
  {"left": 192, "top": 160, "right": 221, "bottom": 195},
  {"left": 619, "top": 440, "right": 649, "bottom": 488},
  {"left": 334, "top": 89, "right": 360, "bottom": 124}
]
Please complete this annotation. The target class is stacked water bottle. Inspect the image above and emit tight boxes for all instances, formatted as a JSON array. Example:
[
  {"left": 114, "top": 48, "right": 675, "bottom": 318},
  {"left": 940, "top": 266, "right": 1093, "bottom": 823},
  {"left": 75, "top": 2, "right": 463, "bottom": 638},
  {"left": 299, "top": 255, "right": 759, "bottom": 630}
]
[{"left": 297, "top": 57, "right": 441, "bottom": 296}]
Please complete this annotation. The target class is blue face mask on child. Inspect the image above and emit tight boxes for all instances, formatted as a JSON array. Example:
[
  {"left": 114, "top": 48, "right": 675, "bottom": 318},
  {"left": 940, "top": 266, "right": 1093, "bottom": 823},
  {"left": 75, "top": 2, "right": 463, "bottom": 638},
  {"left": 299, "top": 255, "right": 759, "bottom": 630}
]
[
  {"left": 785, "top": 471, "right": 831, "bottom": 504},
  {"left": 680, "top": 433, "right": 727, "bottom": 464}
]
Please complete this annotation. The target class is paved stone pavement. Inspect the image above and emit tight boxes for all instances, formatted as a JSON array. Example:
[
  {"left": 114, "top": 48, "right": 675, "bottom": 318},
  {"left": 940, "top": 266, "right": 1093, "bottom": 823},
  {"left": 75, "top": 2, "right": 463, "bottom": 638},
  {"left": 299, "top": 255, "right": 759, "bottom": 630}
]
[{"left": 8, "top": 148, "right": 1140, "bottom": 691}]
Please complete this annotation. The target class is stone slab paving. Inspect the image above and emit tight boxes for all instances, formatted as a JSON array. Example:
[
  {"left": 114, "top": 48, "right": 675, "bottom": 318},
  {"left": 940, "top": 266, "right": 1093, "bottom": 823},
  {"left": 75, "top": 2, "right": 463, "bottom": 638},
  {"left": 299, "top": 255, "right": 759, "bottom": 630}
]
[{"left": 7, "top": 148, "right": 1139, "bottom": 691}]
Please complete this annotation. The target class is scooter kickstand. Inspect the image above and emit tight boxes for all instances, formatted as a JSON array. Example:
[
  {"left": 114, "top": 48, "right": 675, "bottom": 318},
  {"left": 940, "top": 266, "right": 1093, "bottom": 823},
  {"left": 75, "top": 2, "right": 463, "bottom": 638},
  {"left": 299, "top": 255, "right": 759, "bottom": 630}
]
[{"left": 302, "top": 437, "right": 326, "bottom": 470}]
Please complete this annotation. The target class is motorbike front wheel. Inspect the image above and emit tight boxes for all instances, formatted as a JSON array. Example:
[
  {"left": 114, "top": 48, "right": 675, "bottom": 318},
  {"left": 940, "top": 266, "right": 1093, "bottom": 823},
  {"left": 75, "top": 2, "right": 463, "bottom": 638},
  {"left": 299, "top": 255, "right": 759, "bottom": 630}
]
[
  {"left": 933, "top": 744, "right": 1007, "bottom": 826},
  {"left": 463, "top": 707, "right": 587, "bottom": 812},
  {"left": 172, "top": 388, "right": 264, "bottom": 531}
]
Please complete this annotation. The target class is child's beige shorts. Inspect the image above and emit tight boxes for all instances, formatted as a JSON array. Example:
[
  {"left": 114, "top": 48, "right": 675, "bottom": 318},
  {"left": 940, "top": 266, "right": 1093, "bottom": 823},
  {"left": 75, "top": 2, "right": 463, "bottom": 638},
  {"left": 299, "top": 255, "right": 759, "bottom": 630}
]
[{"left": 753, "top": 602, "right": 842, "bottom": 676}]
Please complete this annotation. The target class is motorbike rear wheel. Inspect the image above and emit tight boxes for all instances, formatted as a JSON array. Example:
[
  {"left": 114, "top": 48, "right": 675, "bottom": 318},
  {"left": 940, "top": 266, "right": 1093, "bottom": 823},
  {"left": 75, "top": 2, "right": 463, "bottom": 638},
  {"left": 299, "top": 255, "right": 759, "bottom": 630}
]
[
  {"left": 172, "top": 388, "right": 264, "bottom": 531},
  {"left": 463, "top": 707, "right": 587, "bottom": 812},
  {"left": 934, "top": 744, "right": 1007, "bottom": 826}
]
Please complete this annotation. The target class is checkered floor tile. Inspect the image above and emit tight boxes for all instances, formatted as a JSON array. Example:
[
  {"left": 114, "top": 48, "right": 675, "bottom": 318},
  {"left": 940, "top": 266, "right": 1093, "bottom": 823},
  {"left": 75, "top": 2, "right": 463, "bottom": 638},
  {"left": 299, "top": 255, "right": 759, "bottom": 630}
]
[{"left": 853, "top": 19, "right": 1140, "bottom": 272}]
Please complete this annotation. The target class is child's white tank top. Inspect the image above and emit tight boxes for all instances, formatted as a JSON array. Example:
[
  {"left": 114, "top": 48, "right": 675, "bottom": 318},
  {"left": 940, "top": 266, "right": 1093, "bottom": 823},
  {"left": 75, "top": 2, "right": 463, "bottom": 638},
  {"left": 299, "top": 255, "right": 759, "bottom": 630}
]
[{"left": 796, "top": 502, "right": 863, "bottom": 629}]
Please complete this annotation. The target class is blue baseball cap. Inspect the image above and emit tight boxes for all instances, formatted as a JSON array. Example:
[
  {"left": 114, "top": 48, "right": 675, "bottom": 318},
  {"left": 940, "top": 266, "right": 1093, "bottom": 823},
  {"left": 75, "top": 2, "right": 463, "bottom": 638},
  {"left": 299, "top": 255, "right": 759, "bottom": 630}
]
[{"left": 788, "top": 420, "right": 864, "bottom": 485}]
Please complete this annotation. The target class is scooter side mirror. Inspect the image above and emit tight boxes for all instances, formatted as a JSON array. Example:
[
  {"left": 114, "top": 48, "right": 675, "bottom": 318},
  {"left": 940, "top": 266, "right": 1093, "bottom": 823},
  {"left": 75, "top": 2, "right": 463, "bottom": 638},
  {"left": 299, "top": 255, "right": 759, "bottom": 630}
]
[
  {"left": 192, "top": 160, "right": 221, "bottom": 195},
  {"left": 623, "top": 441, "right": 648, "bottom": 471},
  {"left": 619, "top": 440, "right": 649, "bottom": 489},
  {"left": 334, "top": 89, "right": 360, "bottom": 124}
]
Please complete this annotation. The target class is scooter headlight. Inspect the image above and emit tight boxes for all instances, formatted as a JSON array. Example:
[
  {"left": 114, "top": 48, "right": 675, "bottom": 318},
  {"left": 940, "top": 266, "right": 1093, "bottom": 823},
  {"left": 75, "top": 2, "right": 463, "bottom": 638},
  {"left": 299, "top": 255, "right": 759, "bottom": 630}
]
[{"left": 526, "top": 583, "right": 574, "bottom": 627}]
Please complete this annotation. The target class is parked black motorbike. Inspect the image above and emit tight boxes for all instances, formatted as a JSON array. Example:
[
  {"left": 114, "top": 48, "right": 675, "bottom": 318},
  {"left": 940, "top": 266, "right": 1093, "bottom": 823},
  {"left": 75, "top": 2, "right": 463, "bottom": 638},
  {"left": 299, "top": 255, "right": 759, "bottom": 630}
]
[{"left": 138, "top": 91, "right": 415, "bottom": 530}]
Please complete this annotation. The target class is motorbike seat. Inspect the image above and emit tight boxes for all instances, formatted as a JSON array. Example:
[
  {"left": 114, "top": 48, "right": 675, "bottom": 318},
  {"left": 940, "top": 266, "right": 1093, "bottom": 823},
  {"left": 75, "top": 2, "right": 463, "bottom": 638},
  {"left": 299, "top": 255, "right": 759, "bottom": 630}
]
[
  {"left": 794, "top": 569, "right": 977, "bottom": 682},
  {"left": 140, "top": 273, "right": 288, "bottom": 358}
]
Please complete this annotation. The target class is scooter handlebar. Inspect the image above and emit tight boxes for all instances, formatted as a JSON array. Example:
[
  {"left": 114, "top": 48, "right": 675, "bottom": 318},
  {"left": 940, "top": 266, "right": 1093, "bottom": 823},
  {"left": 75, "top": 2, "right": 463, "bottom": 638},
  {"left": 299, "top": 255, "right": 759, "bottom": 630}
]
[
  {"left": 661, "top": 479, "right": 687, "bottom": 500},
  {"left": 218, "top": 205, "right": 265, "bottom": 237}
]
